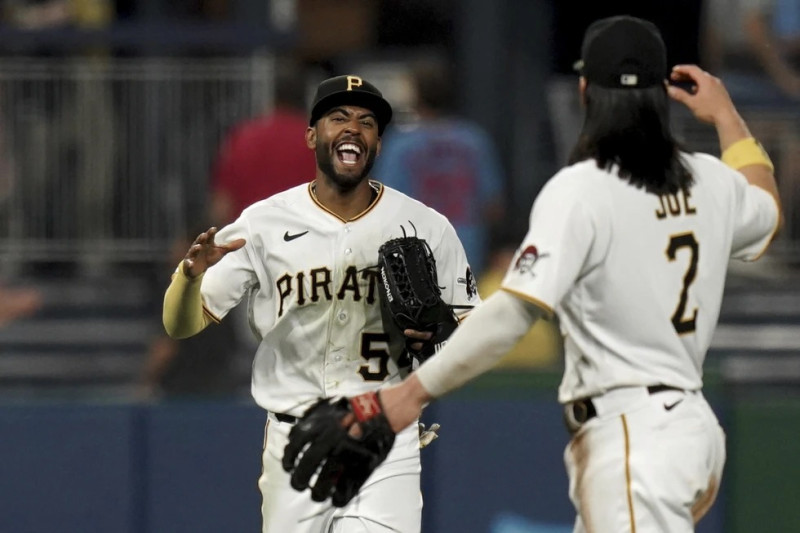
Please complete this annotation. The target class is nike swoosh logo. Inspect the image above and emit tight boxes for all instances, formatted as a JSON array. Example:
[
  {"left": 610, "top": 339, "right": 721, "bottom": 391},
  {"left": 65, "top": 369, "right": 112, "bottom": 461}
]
[
  {"left": 664, "top": 399, "right": 684, "bottom": 411},
  {"left": 283, "top": 230, "right": 309, "bottom": 242}
]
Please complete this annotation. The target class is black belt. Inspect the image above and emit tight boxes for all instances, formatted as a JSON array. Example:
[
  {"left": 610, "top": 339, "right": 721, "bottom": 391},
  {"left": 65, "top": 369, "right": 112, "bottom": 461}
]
[
  {"left": 273, "top": 412, "right": 297, "bottom": 424},
  {"left": 565, "top": 385, "right": 683, "bottom": 432}
]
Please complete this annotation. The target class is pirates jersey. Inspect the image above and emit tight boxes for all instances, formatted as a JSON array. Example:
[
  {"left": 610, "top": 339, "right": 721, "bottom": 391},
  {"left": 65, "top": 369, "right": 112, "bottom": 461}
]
[
  {"left": 200, "top": 181, "right": 478, "bottom": 415},
  {"left": 501, "top": 155, "right": 779, "bottom": 403}
]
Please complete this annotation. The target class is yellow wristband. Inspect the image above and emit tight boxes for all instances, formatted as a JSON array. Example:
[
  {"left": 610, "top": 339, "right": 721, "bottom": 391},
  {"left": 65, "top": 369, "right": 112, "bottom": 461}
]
[{"left": 721, "top": 137, "right": 774, "bottom": 172}]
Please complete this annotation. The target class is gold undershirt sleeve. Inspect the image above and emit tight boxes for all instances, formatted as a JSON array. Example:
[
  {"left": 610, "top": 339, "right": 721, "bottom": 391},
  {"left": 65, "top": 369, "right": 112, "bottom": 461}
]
[{"left": 162, "top": 261, "right": 213, "bottom": 339}]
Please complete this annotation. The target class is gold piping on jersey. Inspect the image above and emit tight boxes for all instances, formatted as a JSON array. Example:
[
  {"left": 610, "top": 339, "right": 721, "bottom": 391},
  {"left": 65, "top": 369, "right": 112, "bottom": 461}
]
[
  {"left": 307, "top": 180, "right": 384, "bottom": 223},
  {"left": 749, "top": 192, "right": 782, "bottom": 262},
  {"left": 622, "top": 414, "right": 637, "bottom": 533},
  {"left": 499, "top": 287, "right": 555, "bottom": 318},
  {"left": 202, "top": 303, "right": 221, "bottom": 324}
]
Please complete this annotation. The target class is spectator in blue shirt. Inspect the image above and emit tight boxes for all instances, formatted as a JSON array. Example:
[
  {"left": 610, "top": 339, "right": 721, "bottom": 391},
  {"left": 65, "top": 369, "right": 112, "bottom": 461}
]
[{"left": 373, "top": 60, "right": 506, "bottom": 277}]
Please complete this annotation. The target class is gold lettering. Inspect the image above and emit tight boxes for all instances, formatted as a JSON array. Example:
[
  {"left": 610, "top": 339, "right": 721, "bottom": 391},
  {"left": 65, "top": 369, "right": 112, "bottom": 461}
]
[
  {"left": 295, "top": 271, "right": 306, "bottom": 306},
  {"left": 310, "top": 267, "right": 332, "bottom": 302},
  {"left": 279, "top": 266, "right": 381, "bottom": 314},
  {"left": 276, "top": 274, "right": 292, "bottom": 317},
  {"left": 337, "top": 266, "right": 361, "bottom": 301},
  {"left": 656, "top": 190, "right": 697, "bottom": 220},
  {"left": 346, "top": 76, "right": 363, "bottom": 91},
  {"left": 682, "top": 189, "right": 697, "bottom": 215},
  {"left": 655, "top": 196, "right": 667, "bottom": 219},
  {"left": 666, "top": 193, "right": 681, "bottom": 216},
  {"left": 361, "top": 269, "right": 379, "bottom": 304}
]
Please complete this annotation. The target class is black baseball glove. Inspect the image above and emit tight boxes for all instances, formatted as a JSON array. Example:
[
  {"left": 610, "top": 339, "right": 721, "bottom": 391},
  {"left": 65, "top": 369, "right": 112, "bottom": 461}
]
[
  {"left": 377, "top": 235, "right": 458, "bottom": 366},
  {"left": 281, "top": 392, "right": 396, "bottom": 508}
]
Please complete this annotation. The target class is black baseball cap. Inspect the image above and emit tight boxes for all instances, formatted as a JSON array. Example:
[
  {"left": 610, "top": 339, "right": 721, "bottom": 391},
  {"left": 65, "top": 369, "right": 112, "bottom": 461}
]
[
  {"left": 574, "top": 15, "right": 667, "bottom": 89},
  {"left": 309, "top": 75, "right": 393, "bottom": 135}
]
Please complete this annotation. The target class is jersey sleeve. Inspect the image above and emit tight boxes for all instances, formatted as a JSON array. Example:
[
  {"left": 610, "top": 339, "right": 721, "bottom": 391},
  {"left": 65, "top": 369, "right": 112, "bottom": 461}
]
[
  {"left": 729, "top": 170, "right": 780, "bottom": 261},
  {"left": 500, "top": 174, "right": 600, "bottom": 312},
  {"left": 432, "top": 218, "right": 481, "bottom": 316},
  {"left": 200, "top": 217, "right": 259, "bottom": 320}
]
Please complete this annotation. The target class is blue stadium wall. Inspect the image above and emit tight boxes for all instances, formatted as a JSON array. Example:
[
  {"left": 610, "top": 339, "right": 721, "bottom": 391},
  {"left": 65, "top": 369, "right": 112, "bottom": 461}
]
[{"left": 0, "top": 375, "right": 796, "bottom": 532}]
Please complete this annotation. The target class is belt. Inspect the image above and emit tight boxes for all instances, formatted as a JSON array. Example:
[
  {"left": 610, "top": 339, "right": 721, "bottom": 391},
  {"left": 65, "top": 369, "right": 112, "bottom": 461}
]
[
  {"left": 565, "top": 385, "right": 683, "bottom": 433},
  {"left": 273, "top": 412, "right": 297, "bottom": 424}
]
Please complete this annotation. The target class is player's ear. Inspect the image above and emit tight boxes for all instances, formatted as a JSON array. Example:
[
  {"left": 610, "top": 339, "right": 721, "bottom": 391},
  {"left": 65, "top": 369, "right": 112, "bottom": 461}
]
[
  {"left": 376, "top": 137, "right": 382, "bottom": 157},
  {"left": 305, "top": 126, "right": 317, "bottom": 149}
]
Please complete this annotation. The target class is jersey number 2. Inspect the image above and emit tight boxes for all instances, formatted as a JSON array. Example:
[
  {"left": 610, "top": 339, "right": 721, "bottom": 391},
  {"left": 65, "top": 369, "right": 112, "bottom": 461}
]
[{"left": 666, "top": 232, "right": 698, "bottom": 334}]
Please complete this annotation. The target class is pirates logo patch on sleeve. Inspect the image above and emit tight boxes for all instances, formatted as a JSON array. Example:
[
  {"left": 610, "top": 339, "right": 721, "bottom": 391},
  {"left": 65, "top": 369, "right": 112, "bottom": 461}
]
[
  {"left": 457, "top": 266, "right": 478, "bottom": 300},
  {"left": 514, "top": 245, "right": 550, "bottom": 276}
]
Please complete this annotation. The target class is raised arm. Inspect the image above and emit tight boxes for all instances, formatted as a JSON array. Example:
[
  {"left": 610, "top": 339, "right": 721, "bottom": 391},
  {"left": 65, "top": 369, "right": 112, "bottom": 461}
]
[
  {"left": 163, "top": 227, "right": 245, "bottom": 339},
  {"left": 667, "top": 64, "right": 784, "bottom": 231}
]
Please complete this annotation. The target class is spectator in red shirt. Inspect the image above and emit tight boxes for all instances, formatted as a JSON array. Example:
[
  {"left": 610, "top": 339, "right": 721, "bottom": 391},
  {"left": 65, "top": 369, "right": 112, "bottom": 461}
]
[{"left": 209, "top": 59, "right": 316, "bottom": 225}]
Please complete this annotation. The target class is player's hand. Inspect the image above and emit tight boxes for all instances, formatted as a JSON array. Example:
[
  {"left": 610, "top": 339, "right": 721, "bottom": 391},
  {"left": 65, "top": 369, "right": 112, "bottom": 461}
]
[
  {"left": 667, "top": 65, "right": 738, "bottom": 126},
  {"left": 377, "top": 375, "right": 430, "bottom": 433},
  {"left": 183, "top": 227, "right": 246, "bottom": 278},
  {"left": 403, "top": 329, "right": 433, "bottom": 353}
]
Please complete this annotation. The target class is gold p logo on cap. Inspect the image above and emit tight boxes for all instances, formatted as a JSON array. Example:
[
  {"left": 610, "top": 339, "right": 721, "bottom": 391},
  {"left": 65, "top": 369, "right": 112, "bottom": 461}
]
[{"left": 346, "top": 76, "right": 363, "bottom": 91}]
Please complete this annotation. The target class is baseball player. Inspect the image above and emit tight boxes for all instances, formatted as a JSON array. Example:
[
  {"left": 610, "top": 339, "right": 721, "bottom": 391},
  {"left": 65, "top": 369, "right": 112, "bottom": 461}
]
[
  {"left": 342, "top": 16, "right": 782, "bottom": 533},
  {"left": 162, "top": 75, "right": 478, "bottom": 532}
]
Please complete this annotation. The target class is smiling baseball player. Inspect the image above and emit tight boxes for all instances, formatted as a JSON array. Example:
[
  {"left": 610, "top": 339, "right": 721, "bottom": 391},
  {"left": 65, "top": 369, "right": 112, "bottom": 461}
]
[
  {"left": 292, "top": 16, "right": 783, "bottom": 533},
  {"left": 163, "top": 75, "right": 478, "bottom": 533}
]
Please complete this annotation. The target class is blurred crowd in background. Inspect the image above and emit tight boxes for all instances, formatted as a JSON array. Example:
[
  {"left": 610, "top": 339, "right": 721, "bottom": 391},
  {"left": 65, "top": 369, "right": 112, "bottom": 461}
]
[{"left": 0, "top": 0, "right": 798, "bottom": 398}]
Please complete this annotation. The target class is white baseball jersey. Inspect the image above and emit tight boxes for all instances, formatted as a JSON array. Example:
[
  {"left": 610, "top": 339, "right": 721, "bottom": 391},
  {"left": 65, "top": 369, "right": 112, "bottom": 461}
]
[
  {"left": 501, "top": 154, "right": 779, "bottom": 404},
  {"left": 201, "top": 180, "right": 478, "bottom": 416}
]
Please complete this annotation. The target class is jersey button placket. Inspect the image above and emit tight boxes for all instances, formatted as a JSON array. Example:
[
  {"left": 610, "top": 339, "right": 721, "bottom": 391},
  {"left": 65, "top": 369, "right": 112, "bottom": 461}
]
[{"left": 325, "top": 226, "right": 352, "bottom": 395}]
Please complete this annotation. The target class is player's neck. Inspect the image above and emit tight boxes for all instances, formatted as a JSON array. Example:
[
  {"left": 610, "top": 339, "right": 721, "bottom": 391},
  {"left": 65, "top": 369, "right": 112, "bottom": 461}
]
[{"left": 311, "top": 179, "right": 378, "bottom": 221}]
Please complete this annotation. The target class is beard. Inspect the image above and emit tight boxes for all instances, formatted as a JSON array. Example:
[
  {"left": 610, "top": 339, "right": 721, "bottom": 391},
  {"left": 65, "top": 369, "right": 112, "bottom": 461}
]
[{"left": 316, "top": 143, "right": 378, "bottom": 191}]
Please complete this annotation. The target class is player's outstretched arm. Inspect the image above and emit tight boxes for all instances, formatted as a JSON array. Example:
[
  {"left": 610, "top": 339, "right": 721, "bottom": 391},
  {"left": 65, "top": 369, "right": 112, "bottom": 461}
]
[
  {"left": 182, "top": 226, "right": 246, "bottom": 278},
  {"left": 667, "top": 65, "right": 784, "bottom": 230},
  {"left": 283, "top": 291, "right": 542, "bottom": 507},
  {"left": 163, "top": 227, "right": 246, "bottom": 339},
  {"left": 379, "top": 290, "right": 545, "bottom": 431}
]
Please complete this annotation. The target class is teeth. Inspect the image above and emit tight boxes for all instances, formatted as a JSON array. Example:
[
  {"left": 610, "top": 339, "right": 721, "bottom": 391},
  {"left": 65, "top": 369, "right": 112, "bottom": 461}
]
[{"left": 337, "top": 143, "right": 362, "bottom": 154}]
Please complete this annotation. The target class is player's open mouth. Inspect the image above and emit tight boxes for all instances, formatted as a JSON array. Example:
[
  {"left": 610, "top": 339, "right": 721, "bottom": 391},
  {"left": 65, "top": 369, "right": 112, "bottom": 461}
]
[{"left": 335, "top": 142, "right": 363, "bottom": 166}]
